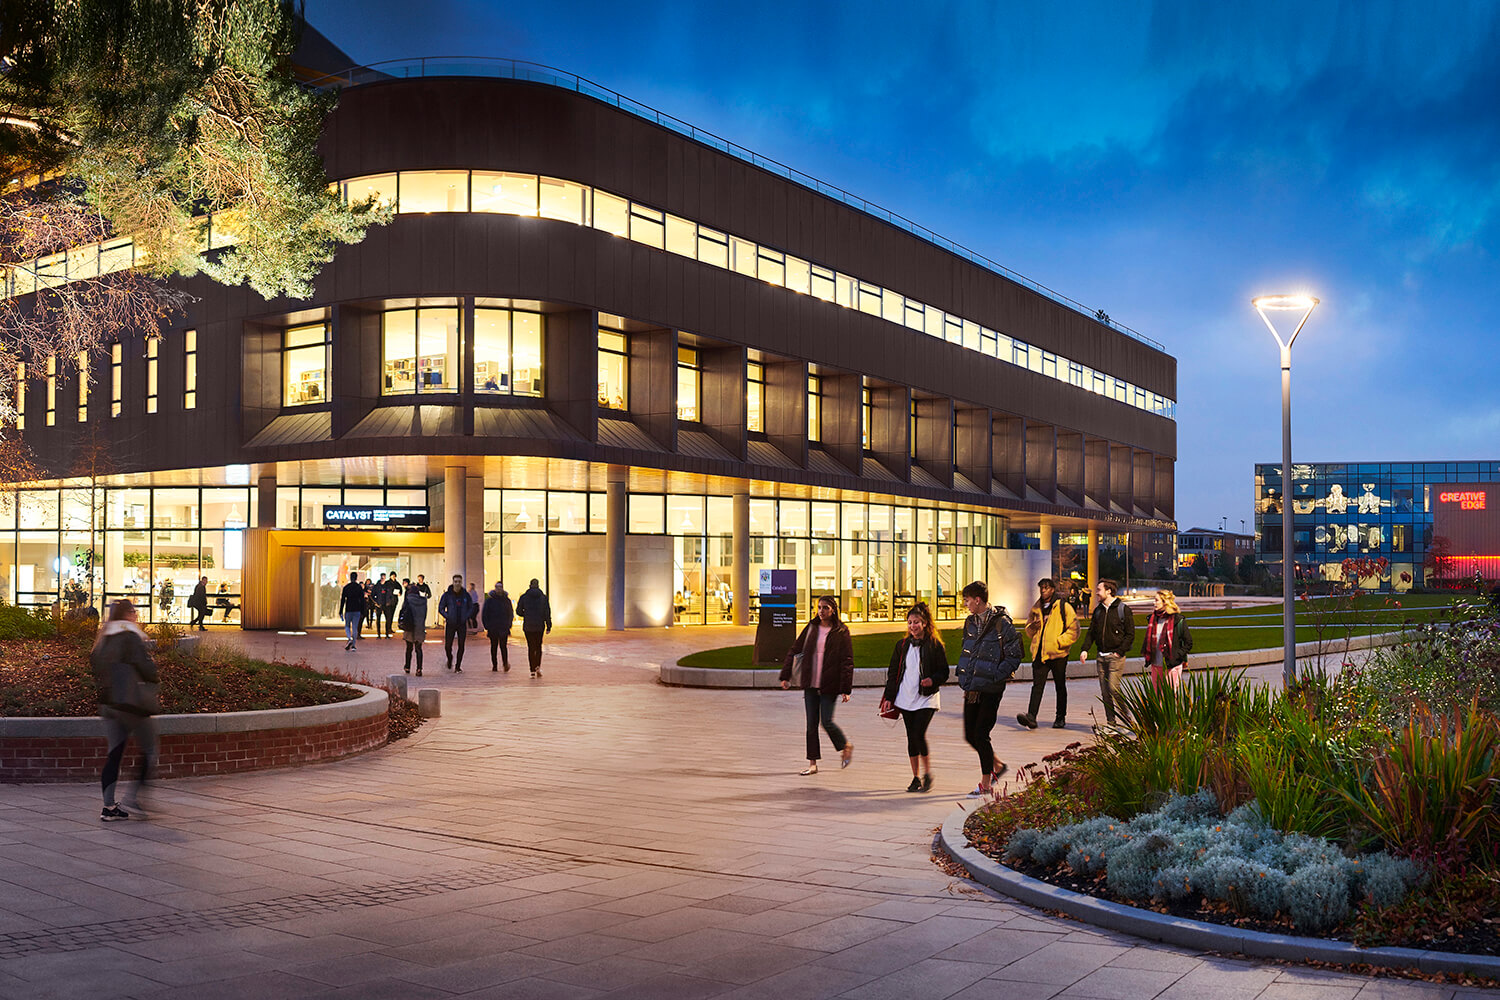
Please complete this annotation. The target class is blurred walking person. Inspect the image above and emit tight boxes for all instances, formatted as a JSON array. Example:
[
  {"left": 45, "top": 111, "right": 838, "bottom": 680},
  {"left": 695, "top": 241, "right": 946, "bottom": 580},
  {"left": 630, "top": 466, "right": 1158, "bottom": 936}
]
[
  {"left": 780, "top": 595, "right": 855, "bottom": 775},
  {"left": 879, "top": 602, "right": 947, "bottom": 792},
  {"left": 91, "top": 600, "right": 160, "bottom": 821},
  {"left": 955, "top": 581, "right": 1023, "bottom": 796},
  {"left": 187, "top": 576, "right": 209, "bottom": 631}
]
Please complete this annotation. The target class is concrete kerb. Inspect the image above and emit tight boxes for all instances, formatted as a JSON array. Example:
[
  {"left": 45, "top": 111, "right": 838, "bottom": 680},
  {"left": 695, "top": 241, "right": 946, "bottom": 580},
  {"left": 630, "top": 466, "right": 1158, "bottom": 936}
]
[
  {"left": 0, "top": 682, "right": 388, "bottom": 739},
  {"left": 657, "top": 632, "right": 1405, "bottom": 688},
  {"left": 938, "top": 802, "right": 1500, "bottom": 977}
]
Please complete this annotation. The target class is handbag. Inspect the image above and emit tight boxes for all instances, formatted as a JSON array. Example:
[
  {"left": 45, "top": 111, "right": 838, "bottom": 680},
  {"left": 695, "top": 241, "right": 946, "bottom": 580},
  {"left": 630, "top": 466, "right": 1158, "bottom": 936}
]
[
  {"left": 788, "top": 652, "right": 806, "bottom": 688},
  {"left": 110, "top": 660, "right": 161, "bottom": 715},
  {"left": 878, "top": 701, "right": 901, "bottom": 720}
]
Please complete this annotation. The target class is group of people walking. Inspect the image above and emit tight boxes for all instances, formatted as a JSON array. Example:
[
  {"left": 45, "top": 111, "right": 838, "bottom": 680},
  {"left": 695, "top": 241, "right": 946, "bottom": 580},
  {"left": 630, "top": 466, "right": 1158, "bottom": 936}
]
[{"left": 780, "top": 580, "right": 1194, "bottom": 794}]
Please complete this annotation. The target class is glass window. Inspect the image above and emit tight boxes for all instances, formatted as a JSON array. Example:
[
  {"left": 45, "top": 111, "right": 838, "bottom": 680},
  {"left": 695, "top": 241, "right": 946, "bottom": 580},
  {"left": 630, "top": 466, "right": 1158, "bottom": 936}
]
[
  {"left": 382, "top": 308, "right": 460, "bottom": 394},
  {"left": 183, "top": 330, "right": 196, "bottom": 410},
  {"left": 749, "top": 498, "right": 776, "bottom": 535},
  {"left": 398, "top": 170, "right": 470, "bottom": 213},
  {"left": 707, "top": 496, "right": 733, "bottom": 536},
  {"left": 548, "top": 492, "right": 587, "bottom": 533},
  {"left": 12, "top": 361, "right": 22, "bottom": 429},
  {"left": 862, "top": 386, "right": 871, "bottom": 450},
  {"left": 76, "top": 349, "right": 89, "bottom": 421},
  {"left": 344, "top": 173, "right": 396, "bottom": 209},
  {"left": 730, "top": 237, "right": 756, "bottom": 277},
  {"left": 882, "top": 289, "right": 903, "bottom": 324},
  {"left": 785, "top": 255, "right": 810, "bottom": 295},
  {"left": 284, "top": 322, "right": 329, "bottom": 406},
  {"left": 512, "top": 312, "right": 543, "bottom": 397},
  {"left": 807, "top": 374, "right": 822, "bottom": 442},
  {"left": 746, "top": 362, "right": 765, "bottom": 433},
  {"left": 811, "top": 264, "right": 836, "bottom": 302},
  {"left": 471, "top": 171, "right": 535, "bottom": 215},
  {"left": 757, "top": 247, "right": 785, "bottom": 286},
  {"left": 628, "top": 494, "right": 665, "bottom": 534},
  {"left": 110, "top": 344, "right": 122, "bottom": 417},
  {"left": 99, "top": 237, "right": 133, "bottom": 275},
  {"left": 629, "top": 204, "right": 665, "bottom": 249},
  {"left": 46, "top": 355, "right": 56, "bottom": 425},
  {"left": 810, "top": 502, "right": 838, "bottom": 538},
  {"left": 665, "top": 214, "right": 696, "bottom": 258},
  {"left": 503, "top": 490, "right": 545, "bottom": 531},
  {"left": 593, "top": 190, "right": 629, "bottom": 236},
  {"left": 676, "top": 347, "right": 700, "bottom": 422},
  {"left": 598, "top": 331, "right": 628, "bottom": 410},
  {"left": 697, "top": 226, "right": 729, "bottom": 268},
  {"left": 667, "top": 495, "right": 705, "bottom": 534},
  {"left": 946, "top": 316, "right": 964, "bottom": 345},
  {"left": 842, "top": 502, "right": 867, "bottom": 538},
  {"left": 539, "top": 177, "right": 588, "bottom": 225},
  {"left": 474, "top": 309, "right": 510, "bottom": 393},
  {"left": 858, "top": 281, "right": 881, "bottom": 317},
  {"left": 778, "top": 500, "right": 809, "bottom": 537},
  {"left": 145, "top": 338, "right": 158, "bottom": 413}
]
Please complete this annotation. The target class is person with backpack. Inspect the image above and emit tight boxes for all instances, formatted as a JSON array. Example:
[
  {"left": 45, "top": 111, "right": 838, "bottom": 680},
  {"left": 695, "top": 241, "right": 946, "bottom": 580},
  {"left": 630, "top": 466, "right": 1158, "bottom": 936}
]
[
  {"left": 1080, "top": 579, "right": 1136, "bottom": 730},
  {"left": 91, "top": 599, "right": 160, "bottom": 821},
  {"left": 1019, "top": 577, "right": 1080, "bottom": 730},
  {"left": 954, "top": 580, "right": 1023, "bottom": 797},
  {"left": 1141, "top": 589, "right": 1193, "bottom": 690},
  {"left": 879, "top": 602, "right": 948, "bottom": 792}
]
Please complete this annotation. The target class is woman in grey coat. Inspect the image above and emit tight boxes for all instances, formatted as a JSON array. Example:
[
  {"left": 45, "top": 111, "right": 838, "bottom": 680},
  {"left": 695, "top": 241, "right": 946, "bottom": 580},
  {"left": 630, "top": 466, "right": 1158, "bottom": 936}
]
[{"left": 399, "top": 580, "right": 429, "bottom": 676}]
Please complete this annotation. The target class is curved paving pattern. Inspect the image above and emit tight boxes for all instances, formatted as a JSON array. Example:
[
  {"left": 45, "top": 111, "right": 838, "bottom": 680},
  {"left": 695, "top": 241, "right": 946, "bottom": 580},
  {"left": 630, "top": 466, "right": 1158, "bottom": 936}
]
[{"left": 0, "top": 624, "right": 1493, "bottom": 1000}]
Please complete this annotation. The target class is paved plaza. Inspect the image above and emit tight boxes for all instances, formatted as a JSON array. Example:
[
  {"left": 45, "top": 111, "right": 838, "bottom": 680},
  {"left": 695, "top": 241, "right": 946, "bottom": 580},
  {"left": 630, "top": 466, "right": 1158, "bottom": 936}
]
[{"left": 1, "top": 623, "right": 1494, "bottom": 1000}]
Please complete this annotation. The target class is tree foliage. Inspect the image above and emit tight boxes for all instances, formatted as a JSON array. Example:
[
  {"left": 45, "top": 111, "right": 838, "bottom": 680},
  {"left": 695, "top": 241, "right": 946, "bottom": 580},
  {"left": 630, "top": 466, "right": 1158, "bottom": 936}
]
[{"left": 0, "top": 0, "right": 384, "bottom": 301}]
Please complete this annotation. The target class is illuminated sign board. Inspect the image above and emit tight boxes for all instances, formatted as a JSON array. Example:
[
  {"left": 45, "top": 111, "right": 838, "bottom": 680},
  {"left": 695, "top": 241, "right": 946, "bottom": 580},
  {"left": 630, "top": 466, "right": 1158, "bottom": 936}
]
[
  {"left": 1439, "top": 491, "right": 1487, "bottom": 510},
  {"left": 322, "top": 506, "right": 431, "bottom": 528}
]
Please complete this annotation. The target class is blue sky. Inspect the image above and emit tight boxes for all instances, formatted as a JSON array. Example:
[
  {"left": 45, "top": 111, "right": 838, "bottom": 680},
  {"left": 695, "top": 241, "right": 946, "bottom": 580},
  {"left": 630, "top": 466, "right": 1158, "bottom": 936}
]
[{"left": 306, "top": 0, "right": 1500, "bottom": 535}]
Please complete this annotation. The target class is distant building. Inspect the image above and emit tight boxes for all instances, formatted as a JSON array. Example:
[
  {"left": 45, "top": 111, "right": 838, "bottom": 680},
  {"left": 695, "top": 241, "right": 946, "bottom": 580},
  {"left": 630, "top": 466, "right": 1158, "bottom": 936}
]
[
  {"left": 1254, "top": 461, "right": 1500, "bottom": 590},
  {"left": 1176, "top": 528, "right": 1255, "bottom": 574}
]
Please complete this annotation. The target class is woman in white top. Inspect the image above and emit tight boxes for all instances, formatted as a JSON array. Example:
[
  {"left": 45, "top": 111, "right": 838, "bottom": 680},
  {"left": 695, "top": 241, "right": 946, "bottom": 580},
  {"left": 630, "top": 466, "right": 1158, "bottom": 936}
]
[{"left": 879, "top": 602, "right": 950, "bottom": 792}]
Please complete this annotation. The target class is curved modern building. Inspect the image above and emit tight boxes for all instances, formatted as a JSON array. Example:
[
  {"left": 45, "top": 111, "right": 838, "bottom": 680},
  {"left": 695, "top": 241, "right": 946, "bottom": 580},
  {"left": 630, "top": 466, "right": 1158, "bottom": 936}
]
[{"left": 2, "top": 59, "right": 1178, "bottom": 629}]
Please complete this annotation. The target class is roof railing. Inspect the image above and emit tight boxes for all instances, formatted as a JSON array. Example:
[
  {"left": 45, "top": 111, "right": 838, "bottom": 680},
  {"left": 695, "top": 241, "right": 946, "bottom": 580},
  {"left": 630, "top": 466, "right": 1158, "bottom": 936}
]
[{"left": 302, "top": 56, "right": 1165, "bottom": 353}]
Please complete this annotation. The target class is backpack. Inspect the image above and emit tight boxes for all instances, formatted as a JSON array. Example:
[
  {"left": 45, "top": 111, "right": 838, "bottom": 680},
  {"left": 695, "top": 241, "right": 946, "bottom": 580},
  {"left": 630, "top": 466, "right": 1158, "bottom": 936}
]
[{"left": 957, "top": 609, "right": 1023, "bottom": 693}]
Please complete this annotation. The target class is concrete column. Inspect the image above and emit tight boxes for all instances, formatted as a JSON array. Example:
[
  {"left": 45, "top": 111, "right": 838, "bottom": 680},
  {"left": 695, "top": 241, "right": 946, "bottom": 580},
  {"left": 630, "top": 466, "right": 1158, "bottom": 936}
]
[
  {"left": 1087, "top": 527, "right": 1100, "bottom": 611},
  {"left": 605, "top": 476, "right": 627, "bottom": 631},
  {"left": 732, "top": 489, "right": 750, "bottom": 626},
  {"left": 256, "top": 476, "right": 276, "bottom": 528},
  {"left": 1039, "top": 524, "right": 1053, "bottom": 550},
  {"left": 466, "top": 475, "right": 484, "bottom": 591},
  {"left": 443, "top": 466, "right": 465, "bottom": 582}
]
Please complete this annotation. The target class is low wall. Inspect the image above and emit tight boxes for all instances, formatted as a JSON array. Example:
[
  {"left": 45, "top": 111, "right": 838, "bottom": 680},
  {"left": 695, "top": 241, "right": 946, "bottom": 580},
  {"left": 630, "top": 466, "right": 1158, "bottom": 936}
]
[
  {"left": 0, "top": 683, "right": 389, "bottom": 783},
  {"left": 659, "top": 633, "right": 1402, "bottom": 688}
]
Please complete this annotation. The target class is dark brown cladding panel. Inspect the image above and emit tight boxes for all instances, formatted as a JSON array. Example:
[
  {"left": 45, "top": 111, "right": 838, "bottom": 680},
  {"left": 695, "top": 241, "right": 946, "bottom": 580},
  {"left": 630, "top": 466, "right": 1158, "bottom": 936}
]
[
  {"left": 298, "top": 212, "right": 1174, "bottom": 458},
  {"left": 320, "top": 78, "right": 1176, "bottom": 398}
]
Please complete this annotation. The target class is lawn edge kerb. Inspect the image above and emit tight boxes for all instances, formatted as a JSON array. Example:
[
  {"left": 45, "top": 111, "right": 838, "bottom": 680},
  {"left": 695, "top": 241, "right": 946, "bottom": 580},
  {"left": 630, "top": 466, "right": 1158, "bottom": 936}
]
[
  {"left": 660, "top": 632, "right": 1404, "bottom": 687},
  {"left": 938, "top": 803, "right": 1500, "bottom": 976}
]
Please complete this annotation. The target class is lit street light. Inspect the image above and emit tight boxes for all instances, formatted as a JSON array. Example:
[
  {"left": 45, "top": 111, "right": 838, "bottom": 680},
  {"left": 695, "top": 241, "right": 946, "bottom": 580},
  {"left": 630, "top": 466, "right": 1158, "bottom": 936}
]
[{"left": 1254, "top": 293, "right": 1318, "bottom": 690}]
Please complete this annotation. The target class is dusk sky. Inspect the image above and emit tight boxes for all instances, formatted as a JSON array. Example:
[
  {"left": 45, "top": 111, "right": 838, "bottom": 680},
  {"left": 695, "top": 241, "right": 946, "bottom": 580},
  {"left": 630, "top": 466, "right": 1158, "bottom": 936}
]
[{"left": 306, "top": 0, "right": 1500, "bottom": 536}]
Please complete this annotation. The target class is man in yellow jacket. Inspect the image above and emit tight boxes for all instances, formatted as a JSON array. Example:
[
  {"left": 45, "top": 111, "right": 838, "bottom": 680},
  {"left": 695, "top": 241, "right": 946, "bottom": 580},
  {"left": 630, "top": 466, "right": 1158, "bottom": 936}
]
[{"left": 1019, "top": 577, "right": 1079, "bottom": 729}]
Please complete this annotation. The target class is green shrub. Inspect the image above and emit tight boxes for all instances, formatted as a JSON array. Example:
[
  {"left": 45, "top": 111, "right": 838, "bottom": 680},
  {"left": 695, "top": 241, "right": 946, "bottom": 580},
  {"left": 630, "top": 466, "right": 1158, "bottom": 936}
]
[{"left": 0, "top": 600, "right": 55, "bottom": 640}]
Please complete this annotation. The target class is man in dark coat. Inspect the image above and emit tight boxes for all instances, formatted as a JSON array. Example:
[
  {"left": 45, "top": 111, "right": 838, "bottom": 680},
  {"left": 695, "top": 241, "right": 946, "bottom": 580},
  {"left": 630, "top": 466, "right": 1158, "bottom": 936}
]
[
  {"left": 515, "top": 578, "right": 552, "bottom": 677},
  {"left": 337, "top": 572, "right": 365, "bottom": 650},
  {"left": 481, "top": 584, "right": 514, "bottom": 672},
  {"left": 187, "top": 576, "right": 209, "bottom": 631},
  {"left": 1080, "top": 579, "right": 1136, "bottom": 729},
  {"left": 438, "top": 574, "right": 477, "bottom": 672}
]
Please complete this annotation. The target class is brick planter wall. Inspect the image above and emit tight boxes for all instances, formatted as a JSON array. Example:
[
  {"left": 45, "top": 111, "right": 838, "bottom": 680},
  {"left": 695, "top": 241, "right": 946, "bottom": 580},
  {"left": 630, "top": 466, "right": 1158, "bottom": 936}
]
[{"left": 0, "top": 684, "right": 389, "bottom": 783}]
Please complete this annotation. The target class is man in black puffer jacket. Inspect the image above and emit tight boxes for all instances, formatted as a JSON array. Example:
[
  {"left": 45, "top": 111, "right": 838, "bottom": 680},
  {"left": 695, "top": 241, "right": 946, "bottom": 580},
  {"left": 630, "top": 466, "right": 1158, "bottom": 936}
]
[
  {"left": 954, "top": 580, "right": 1023, "bottom": 798},
  {"left": 1080, "top": 579, "right": 1136, "bottom": 729},
  {"left": 90, "top": 600, "right": 160, "bottom": 822}
]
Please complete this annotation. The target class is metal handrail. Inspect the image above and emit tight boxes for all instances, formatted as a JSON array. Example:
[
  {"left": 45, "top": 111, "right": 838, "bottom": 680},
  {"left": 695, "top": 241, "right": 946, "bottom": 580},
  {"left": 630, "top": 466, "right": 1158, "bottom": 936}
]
[{"left": 302, "top": 56, "right": 1165, "bottom": 353}]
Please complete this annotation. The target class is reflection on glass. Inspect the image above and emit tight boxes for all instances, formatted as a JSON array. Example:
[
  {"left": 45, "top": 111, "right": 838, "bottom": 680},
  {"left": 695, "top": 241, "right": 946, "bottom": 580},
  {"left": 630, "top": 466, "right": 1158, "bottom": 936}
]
[{"left": 473, "top": 172, "right": 537, "bottom": 215}]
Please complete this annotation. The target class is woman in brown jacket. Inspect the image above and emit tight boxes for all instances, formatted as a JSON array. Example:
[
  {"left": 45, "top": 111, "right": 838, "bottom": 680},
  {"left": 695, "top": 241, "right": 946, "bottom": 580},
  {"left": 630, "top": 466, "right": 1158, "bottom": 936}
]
[{"left": 780, "top": 595, "right": 855, "bottom": 775}]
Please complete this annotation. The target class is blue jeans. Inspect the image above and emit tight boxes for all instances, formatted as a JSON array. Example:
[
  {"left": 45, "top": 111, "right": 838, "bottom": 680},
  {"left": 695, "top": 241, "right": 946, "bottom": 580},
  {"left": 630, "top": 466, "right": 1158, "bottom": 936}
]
[
  {"left": 802, "top": 690, "right": 847, "bottom": 761},
  {"left": 344, "top": 611, "right": 362, "bottom": 645}
]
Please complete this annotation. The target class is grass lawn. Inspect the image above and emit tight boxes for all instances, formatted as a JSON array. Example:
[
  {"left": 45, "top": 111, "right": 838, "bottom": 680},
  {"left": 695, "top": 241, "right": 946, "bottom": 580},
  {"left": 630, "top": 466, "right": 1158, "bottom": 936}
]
[{"left": 675, "top": 593, "right": 1461, "bottom": 669}]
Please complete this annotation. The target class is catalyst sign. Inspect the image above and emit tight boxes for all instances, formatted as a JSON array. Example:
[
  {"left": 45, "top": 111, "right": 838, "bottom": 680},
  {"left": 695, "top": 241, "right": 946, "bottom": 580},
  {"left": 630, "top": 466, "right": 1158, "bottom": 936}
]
[{"left": 322, "top": 506, "right": 431, "bottom": 528}]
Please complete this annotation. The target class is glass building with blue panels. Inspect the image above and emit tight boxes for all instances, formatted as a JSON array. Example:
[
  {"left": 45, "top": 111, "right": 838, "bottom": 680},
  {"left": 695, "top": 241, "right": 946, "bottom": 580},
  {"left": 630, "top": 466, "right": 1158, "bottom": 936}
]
[{"left": 1254, "top": 461, "right": 1500, "bottom": 590}]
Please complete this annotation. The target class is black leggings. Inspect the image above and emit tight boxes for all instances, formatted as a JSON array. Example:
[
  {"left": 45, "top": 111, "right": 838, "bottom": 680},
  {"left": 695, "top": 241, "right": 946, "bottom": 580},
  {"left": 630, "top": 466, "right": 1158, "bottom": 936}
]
[
  {"left": 963, "top": 687, "right": 1004, "bottom": 775},
  {"left": 802, "top": 690, "right": 847, "bottom": 761},
  {"left": 901, "top": 707, "right": 936, "bottom": 758}
]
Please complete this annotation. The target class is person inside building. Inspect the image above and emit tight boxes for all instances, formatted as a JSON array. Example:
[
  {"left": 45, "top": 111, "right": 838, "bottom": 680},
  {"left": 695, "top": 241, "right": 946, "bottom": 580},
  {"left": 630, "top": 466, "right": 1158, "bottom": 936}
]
[{"left": 187, "top": 575, "right": 209, "bottom": 631}]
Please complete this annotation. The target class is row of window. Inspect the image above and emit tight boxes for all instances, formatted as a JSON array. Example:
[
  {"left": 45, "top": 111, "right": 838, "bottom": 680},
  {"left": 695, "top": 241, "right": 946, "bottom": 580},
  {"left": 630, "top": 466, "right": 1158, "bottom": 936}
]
[
  {"left": 12, "top": 333, "right": 184, "bottom": 429},
  {"left": 333, "top": 169, "right": 1175, "bottom": 420}
]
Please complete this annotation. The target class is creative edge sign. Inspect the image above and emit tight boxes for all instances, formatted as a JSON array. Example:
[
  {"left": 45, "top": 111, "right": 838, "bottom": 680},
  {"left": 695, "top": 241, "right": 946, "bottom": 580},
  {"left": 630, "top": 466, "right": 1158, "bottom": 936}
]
[{"left": 322, "top": 506, "right": 431, "bottom": 528}]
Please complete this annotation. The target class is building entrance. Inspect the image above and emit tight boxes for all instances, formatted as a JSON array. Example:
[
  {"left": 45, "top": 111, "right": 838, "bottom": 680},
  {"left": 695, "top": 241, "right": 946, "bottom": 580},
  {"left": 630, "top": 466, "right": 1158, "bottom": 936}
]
[{"left": 301, "top": 550, "right": 443, "bottom": 628}]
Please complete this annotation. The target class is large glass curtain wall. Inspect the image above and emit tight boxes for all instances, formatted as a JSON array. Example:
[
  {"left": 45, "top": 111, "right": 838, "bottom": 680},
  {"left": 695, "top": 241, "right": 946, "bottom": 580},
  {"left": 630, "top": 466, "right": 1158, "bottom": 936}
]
[
  {"left": 0, "top": 487, "right": 252, "bottom": 622},
  {"left": 480, "top": 489, "right": 1006, "bottom": 624}
]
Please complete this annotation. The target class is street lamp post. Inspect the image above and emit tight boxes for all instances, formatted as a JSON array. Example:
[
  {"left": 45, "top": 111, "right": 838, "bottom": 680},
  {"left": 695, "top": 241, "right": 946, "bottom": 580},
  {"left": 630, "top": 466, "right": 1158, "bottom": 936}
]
[{"left": 1253, "top": 294, "right": 1318, "bottom": 690}]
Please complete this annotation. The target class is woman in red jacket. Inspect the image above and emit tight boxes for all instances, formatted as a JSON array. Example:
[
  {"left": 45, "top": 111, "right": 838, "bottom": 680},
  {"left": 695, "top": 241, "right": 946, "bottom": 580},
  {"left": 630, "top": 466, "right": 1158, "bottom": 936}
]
[
  {"left": 1141, "top": 589, "right": 1193, "bottom": 690},
  {"left": 781, "top": 595, "right": 856, "bottom": 775}
]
